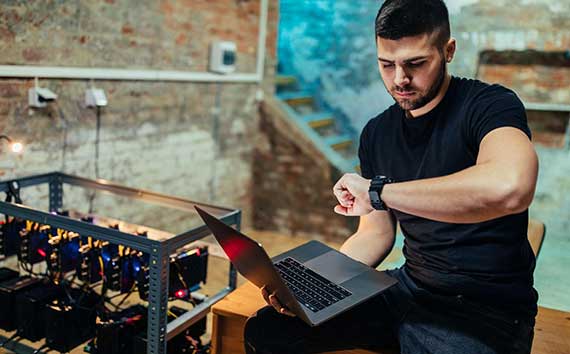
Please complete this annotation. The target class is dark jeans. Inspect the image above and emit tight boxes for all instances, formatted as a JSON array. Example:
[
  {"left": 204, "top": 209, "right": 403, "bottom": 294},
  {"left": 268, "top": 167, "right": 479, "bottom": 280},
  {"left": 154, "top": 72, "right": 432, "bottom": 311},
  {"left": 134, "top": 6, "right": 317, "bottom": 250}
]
[{"left": 243, "top": 267, "right": 535, "bottom": 354}]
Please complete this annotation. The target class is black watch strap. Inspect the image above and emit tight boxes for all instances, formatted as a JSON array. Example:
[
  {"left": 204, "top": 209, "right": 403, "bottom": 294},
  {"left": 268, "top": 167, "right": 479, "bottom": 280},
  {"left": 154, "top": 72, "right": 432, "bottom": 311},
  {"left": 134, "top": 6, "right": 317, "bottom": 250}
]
[{"left": 369, "top": 175, "right": 395, "bottom": 210}]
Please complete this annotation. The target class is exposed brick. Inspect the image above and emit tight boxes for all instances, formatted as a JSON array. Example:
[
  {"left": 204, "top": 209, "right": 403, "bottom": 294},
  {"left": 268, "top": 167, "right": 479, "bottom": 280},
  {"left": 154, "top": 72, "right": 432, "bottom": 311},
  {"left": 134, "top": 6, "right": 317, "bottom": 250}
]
[
  {"left": 121, "top": 24, "right": 135, "bottom": 35},
  {"left": 252, "top": 99, "right": 356, "bottom": 243},
  {"left": 21, "top": 48, "right": 47, "bottom": 62},
  {"left": 0, "top": 27, "right": 16, "bottom": 43},
  {"left": 0, "top": 0, "right": 279, "bottom": 232},
  {"left": 0, "top": 83, "right": 21, "bottom": 98},
  {"left": 175, "top": 32, "right": 187, "bottom": 46}
]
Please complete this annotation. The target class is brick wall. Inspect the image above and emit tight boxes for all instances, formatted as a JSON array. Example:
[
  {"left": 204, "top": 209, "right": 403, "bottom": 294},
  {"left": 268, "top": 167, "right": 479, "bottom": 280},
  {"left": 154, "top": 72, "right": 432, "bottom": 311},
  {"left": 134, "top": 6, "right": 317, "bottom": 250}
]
[
  {"left": 478, "top": 64, "right": 570, "bottom": 104},
  {"left": 252, "top": 96, "right": 357, "bottom": 242},
  {"left": 476, "top": 49, "right": 570, "bottom": 148},
  {"left": 0, "top": 0, "right": 279, "bottom": 232},
  {"left": 449, "top": 0, "right": 570, "bottom": 80}
]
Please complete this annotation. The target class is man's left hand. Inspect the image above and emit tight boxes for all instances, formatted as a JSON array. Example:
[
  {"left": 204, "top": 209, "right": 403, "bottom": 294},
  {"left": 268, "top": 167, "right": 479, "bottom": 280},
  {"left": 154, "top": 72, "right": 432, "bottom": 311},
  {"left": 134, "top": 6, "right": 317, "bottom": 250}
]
[{"left": 333, "top": 173, "right": 373, "bottom": 216}]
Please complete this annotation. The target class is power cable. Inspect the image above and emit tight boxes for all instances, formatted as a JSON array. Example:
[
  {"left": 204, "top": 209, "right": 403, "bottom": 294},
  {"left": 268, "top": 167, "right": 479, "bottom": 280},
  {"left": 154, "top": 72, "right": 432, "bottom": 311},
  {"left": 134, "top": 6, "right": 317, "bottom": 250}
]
[
  {"left": 88, "top": 106, "right": 102, "bottom": 213},
  {"left": 94, "top": 106, "right": 101, "bottom": 179},
  {"left": 208, "top": 83, "right": 222, "bottom": 202},
  {"left": 54, "top": 101, "right": 70, "bottom": 172}
]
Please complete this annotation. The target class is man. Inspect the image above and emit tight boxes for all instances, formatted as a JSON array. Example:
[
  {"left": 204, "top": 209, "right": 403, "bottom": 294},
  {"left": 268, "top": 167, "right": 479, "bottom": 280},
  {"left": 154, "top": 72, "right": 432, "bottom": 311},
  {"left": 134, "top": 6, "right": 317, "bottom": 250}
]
[{"left": 244, "top": 0, "right": 538, "bottom": 353}]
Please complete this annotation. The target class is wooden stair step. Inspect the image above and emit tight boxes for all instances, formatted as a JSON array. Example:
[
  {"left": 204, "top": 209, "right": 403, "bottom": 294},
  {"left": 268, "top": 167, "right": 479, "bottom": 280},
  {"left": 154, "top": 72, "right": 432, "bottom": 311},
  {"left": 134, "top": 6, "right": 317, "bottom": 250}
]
[
  {"left": 278, "top": 92, "right": 314, "bottom": 106},
  {"left": 275, "top": 75, "right": 298, "bottom": 87},
  {"left": 303, "top": 112, "right": 335, "bottom": 129},
  {"left": 325, "top": 134, "right": 353, "bottom": 150}
]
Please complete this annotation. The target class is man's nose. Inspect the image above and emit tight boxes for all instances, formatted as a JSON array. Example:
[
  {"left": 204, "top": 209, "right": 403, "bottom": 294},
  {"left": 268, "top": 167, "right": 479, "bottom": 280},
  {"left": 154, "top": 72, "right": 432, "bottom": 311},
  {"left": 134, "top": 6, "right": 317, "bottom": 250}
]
[{"left": 394, "top": 66, "right": 410, "bottom": 88}]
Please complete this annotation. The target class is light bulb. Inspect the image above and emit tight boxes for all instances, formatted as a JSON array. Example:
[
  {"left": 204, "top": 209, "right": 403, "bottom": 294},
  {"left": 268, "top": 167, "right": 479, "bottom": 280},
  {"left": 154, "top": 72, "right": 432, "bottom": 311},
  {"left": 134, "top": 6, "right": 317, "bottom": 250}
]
[{"left": 11, "top": 142, "right": 23, "bottom": 153}]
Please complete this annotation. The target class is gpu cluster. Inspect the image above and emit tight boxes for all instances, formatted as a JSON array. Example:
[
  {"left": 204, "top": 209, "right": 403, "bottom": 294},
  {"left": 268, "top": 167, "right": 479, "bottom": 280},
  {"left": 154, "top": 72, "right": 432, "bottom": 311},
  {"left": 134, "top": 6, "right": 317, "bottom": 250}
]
[{"left": 0, "top": 213, "right": 210, "bottom": 354}]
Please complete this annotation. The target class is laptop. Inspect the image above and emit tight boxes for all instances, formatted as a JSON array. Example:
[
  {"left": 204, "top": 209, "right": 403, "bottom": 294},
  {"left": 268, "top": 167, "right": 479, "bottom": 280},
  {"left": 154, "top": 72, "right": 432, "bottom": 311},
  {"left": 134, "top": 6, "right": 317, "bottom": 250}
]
[{"left": 195, "top": 206, "right": 397, "bottom": 327}]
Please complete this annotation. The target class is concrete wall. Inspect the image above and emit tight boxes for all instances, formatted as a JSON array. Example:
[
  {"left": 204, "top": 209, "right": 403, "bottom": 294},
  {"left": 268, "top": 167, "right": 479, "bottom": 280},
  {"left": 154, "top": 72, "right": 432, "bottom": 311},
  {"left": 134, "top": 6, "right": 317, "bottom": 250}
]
[
  {"left": 0, "top": 0, "right": 279, "bottom": 232},
  {"left": 278, "top": 0, "right": 393, "bottom": 131}
]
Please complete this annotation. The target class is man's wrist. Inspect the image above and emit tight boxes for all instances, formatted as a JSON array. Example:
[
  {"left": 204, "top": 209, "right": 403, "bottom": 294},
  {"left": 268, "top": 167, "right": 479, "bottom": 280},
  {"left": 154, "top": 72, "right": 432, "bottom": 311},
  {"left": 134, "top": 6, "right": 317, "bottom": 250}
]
[
  {"left": 380, "top": 182, "right": 393, "bottom": 207},
  {"left": 364, "top": 179, "right": 372, "bottom": 208},
  {"left": 368, "top": 176, "right": 395, "bottom": 210}
]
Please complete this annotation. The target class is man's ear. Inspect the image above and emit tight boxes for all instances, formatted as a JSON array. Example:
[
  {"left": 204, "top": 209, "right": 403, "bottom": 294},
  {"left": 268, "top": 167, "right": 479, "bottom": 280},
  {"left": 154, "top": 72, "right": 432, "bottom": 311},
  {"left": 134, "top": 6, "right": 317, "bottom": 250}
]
[{"left": 445, "top": 38, "right": 456, "bottom": 63}]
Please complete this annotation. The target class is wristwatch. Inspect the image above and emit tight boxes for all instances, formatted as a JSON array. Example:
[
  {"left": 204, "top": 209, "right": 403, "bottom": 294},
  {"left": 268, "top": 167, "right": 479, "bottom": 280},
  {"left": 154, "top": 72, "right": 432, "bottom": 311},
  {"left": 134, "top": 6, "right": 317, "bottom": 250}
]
[{"left": 368, "top": 175, "right": 395, "bottom": 210}]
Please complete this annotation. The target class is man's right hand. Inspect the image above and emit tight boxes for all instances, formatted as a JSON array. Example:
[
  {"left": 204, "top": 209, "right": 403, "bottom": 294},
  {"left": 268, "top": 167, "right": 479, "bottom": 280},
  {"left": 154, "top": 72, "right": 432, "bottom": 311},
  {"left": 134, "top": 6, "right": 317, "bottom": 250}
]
[
  {"left": 261, "top": 286, "right": 295, "bottom": 317},
  {"left": 333, "top": 173, "right": 374, "bottom": 216}
]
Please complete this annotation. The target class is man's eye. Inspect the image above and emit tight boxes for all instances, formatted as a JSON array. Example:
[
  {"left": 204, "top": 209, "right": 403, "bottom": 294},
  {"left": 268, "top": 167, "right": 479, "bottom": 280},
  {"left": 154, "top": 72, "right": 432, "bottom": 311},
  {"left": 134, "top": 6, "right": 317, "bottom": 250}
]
[
  {"left": 408, "top": 61, "right": 425, "bottom": 67},
  {"left": 382, "top": 63, "right": 394, "bottom": 69}
]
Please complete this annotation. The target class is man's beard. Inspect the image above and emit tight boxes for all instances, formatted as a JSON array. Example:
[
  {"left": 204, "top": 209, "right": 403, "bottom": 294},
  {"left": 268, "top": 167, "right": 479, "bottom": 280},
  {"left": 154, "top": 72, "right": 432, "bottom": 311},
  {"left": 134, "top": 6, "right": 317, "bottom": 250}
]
[{"left": 390, "top": 58, "right": 446, "bottom": 111}]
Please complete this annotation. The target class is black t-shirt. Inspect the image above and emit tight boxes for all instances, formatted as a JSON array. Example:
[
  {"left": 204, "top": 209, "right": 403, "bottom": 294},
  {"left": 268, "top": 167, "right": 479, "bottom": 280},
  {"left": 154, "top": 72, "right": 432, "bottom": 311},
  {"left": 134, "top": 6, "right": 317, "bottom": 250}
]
[{"left": 359, "top": 77, "right": 537, "bottom": 313}]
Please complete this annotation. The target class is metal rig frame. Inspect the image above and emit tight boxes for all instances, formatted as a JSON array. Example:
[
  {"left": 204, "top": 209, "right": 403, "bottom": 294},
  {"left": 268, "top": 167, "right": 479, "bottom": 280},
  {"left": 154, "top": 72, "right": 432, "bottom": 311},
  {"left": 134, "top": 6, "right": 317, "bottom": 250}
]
[{"left": 0, "top": 172, "right": 239, "bottom": 354}]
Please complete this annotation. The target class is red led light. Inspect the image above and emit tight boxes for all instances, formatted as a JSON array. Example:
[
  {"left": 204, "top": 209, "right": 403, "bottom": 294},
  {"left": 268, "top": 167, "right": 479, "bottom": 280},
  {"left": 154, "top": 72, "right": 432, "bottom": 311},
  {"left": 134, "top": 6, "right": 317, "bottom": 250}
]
[
  {"left": 126, "top": 314, "right": 143, "bottom": 325},
  {"left": 175, "top": 289, "right": 187, "bottom": 298},
  {"left": 37, "top": 248, "right": 47, "bottom": 258}
]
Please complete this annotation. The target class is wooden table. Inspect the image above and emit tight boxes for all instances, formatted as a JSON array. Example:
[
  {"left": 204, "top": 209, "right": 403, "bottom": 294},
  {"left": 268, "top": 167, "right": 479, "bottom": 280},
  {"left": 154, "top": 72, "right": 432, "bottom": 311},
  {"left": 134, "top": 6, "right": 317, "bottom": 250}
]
[{"left": 211, "top": 282, "right": 570, "bottom": 354}]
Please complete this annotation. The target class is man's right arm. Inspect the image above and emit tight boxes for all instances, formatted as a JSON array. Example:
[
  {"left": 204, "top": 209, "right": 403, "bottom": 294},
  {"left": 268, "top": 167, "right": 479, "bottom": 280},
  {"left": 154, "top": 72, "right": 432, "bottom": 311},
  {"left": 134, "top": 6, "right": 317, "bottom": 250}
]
[{"left": 340, "top": 210, "right": 396, "bottom": 268}]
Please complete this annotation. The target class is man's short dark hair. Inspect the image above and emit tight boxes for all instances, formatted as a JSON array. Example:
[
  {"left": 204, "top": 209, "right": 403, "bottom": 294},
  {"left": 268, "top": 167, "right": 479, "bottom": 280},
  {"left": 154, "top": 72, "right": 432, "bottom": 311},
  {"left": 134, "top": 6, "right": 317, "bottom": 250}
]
[{"left": 375, "top": 0, "right": 450, "bottom": 48}]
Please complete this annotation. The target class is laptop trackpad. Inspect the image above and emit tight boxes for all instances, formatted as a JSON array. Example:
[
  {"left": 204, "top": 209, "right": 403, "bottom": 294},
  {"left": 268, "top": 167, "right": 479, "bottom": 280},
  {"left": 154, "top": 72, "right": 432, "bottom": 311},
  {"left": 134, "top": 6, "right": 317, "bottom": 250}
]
[{"left": 304, "top": 251, "right": 363, "bottom": 284}]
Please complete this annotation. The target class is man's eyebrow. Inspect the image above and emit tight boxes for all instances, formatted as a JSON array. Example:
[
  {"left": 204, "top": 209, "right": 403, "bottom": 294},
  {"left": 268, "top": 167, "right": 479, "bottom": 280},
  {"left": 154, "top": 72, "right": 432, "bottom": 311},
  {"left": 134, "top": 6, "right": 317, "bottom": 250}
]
[
  {"left": 377, "top": 56, "right": 428, "bottom": 63},
  {"left": 404, "top": 56, "right": 428, "bottom": 63}
]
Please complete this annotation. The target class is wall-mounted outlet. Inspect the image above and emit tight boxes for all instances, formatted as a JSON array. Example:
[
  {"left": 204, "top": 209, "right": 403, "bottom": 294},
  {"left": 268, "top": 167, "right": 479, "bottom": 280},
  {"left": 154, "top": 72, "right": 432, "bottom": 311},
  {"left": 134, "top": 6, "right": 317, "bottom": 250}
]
[
  {"left": 28, "top": 87, "right": 57, "bottom": 108},
  {"left": 209, "top": 41, "right": 237, "bottom": 74},
  {"left": 85, "top": 88, "right": 107, "bottom": 107}
]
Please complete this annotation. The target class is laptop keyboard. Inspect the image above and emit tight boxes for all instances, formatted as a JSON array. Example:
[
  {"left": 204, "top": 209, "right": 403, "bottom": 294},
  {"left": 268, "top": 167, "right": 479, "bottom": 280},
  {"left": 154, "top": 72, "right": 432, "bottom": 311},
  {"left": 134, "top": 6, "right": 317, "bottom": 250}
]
[{"left": 274, "top": 257, "right": 352, "bottom": 312}]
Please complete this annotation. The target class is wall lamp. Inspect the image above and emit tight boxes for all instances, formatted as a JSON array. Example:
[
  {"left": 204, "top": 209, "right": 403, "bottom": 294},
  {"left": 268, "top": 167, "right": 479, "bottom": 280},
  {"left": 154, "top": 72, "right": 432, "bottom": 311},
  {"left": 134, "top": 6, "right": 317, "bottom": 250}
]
[{"left": 0, "top": 135, "right": 24, "bottom": 154}]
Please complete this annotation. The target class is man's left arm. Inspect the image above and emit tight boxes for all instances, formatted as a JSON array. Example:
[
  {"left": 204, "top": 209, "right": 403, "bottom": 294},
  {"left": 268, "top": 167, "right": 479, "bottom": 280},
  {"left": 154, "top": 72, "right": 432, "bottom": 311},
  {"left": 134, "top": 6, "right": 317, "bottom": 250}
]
[{"left": 334, "top": 126, "right": 538, "bottom": 223}]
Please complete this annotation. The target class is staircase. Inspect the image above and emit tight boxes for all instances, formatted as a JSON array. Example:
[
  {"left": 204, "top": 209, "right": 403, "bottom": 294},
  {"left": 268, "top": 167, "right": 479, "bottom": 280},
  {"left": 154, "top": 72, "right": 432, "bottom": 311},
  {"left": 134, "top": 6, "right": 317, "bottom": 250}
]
[{"left": 275, "top": 75, "right": 359, "bottom": 173}]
